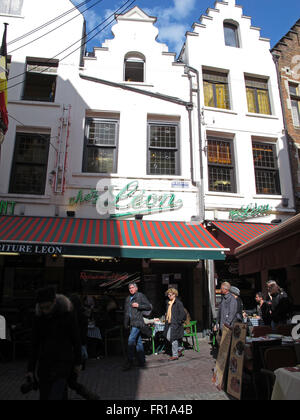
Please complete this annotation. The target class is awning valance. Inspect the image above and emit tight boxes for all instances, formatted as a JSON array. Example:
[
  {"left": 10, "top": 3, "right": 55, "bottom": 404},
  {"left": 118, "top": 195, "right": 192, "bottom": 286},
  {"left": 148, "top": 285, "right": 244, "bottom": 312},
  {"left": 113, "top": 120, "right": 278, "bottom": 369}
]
[{"left": 0, "top": 216, "right": 228, "bottom": 260}]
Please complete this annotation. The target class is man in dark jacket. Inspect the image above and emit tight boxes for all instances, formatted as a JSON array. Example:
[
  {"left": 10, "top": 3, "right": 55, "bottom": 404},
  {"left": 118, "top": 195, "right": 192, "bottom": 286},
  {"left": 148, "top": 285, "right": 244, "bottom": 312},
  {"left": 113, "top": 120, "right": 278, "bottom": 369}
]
[
  {"left": 26, "top": 286, "right": 82, "bottom": 400},
  {"left": 123, "top": 282, "right": 152, "bottom": 370},
  {"left": 267, "top": 281, "right": 292, "bottom": 329}
]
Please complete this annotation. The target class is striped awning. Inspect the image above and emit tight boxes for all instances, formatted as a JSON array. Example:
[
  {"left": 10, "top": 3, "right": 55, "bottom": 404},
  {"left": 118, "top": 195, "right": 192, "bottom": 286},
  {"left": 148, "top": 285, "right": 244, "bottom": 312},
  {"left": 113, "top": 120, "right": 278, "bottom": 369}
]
[
  {"left": 211, "top": 221, "right": 275, "bottom": 245},
  {"left": 0, "top": 216, "right": 228, "bottom": 260}
]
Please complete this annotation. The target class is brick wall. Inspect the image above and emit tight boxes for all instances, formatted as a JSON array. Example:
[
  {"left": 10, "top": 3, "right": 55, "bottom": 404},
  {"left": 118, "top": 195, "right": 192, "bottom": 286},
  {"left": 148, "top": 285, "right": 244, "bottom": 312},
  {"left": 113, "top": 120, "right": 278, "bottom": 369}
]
[{"left": 272, "top": 20, "right": 300, "bottom": 212}]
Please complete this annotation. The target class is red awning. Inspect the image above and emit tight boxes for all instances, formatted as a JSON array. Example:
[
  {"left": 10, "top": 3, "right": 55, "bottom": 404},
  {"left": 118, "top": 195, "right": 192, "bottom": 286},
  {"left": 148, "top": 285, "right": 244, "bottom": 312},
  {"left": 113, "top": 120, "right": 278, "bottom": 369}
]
[{"left": 0, "top": 215, "right": 228, "bottom": 260}]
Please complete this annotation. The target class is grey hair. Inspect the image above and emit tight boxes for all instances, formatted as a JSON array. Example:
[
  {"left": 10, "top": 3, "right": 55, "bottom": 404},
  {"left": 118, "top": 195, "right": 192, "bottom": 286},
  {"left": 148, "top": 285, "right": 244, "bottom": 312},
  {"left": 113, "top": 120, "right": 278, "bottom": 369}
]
[
  {"left": 221, "top": 281, "right": 231, "bottom": 290},
  {"left": 128, "top": 282, "right": 138, "bottom": 289}
]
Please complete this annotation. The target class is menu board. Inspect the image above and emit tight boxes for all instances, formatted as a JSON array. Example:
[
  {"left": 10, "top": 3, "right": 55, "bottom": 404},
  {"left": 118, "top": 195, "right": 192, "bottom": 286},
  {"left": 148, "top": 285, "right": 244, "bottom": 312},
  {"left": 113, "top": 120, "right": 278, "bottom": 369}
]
[
  {"left": 212, "top": 325, "right": 232, "bottom": 390},
  {"left": 227, "top": 323, "right": 247, "bottom": 400}
]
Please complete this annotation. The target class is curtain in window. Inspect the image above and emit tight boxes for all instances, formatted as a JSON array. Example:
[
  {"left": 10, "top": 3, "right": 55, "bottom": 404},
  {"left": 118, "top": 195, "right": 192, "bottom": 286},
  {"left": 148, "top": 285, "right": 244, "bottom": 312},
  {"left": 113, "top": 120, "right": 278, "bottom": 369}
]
[
  {"left": 215, "top": 84, "right": 228, "bottom": 109},
  {"left": 208, "top": 143, "right": 231, "bottom": 165},
  {"left": 204, "top": 81, "right": 214, "bottom": 107},
  {"left": 0, "top": 0, "right": 23, "bottom": 15},
  {"left": 246, "top": 88, "right": 256, "bottom": 113},
  {"left": 257, "top": 89, "right": 271, "bottom": 115},
  {"left": 291, "top": 99, "right": 300, "bottom": 127}
]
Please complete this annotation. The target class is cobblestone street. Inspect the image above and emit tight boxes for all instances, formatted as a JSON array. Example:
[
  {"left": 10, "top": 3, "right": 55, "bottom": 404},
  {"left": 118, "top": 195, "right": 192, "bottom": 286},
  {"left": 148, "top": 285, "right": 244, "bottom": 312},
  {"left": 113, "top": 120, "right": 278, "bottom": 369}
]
[{"left": 0, "top": 339, "right": 229, "bottom": 401}]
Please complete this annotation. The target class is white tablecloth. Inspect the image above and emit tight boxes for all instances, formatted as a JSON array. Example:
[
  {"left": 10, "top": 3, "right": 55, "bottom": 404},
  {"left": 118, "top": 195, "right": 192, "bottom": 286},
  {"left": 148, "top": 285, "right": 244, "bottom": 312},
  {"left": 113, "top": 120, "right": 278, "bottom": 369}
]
[{"left": 271, "top": 367, "right": 300, "bottom": 400}]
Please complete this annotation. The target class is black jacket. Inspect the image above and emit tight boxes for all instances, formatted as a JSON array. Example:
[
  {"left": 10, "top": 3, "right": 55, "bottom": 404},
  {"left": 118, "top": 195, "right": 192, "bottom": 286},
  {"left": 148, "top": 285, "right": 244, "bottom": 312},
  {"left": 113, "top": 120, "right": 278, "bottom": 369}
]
[
  {"left": 163, "top": 298, "right": 186, "bottom": 342},
  {"left": 124, "top": 292, "right": 152, "bottom": 329},
  {"left": 270, "top": 291, "right": 291, "bottom": 323},
  {"left": 28, "top": 295, "right": 82, "bottom": 379}
]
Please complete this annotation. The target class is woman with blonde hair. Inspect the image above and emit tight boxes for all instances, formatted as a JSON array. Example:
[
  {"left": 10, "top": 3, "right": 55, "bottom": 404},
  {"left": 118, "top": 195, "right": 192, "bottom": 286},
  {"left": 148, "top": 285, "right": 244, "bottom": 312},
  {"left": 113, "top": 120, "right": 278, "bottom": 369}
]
[{"left": 163, "top": 288, "right": 186, "bottom": 361}]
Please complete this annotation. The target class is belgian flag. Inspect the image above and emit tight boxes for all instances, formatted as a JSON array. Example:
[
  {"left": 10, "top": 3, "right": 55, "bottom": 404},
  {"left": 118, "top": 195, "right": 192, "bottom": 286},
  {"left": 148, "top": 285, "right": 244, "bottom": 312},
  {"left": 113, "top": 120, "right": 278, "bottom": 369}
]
[{"left": 0, "top": 23, "right": 8, "bottom": 143}]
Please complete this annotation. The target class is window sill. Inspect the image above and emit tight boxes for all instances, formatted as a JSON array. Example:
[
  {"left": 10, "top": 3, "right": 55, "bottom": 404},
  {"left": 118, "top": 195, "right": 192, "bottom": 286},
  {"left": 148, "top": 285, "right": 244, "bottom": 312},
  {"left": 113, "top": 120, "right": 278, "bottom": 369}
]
[
  {"left": 206, "top": 191, "right": 244, "bottom": 198},
  {"left": 204, "top": 107, "right": 237, "bottom": 115},
  {"left": 122, "top": 81, "right": 154, "bottom": 88},
  {"left": 72, "top": 173, "right": 186, "bottom": 181},
  {"left": 9, "top": 100, "right": 60, "bottom": 108},
  {"left": 245, "top": 113, "right": 279, "bottom": 120},
  {"left": 252, "top": 194, "right": 283, "bottom": 199},
  {"left": 0, "top": 13, "right": 24, "bottom": 18},
  {"left": 2, "top": 193, "right": 51, "bottom": 200}
]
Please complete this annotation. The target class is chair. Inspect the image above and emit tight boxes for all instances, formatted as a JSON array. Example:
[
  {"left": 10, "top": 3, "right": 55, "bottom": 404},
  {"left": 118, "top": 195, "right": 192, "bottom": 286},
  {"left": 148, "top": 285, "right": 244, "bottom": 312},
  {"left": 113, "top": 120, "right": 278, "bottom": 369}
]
[
  {"left": 9, "top": 326, "right": 32, "bottom": 361},
  {"left": 183, "top": 321, "right": 199, "bottom": 352},
  {"left": 252, "top": 326, "right": 273, "bottom": 338},
  {"left": 261, "top": 346, "right": 298, "bottom": 400},
  {"left": 104, "top": 325, "right": 125, "bottom": 358},
  {"left": 276, "top": 325, "right": 293, "bottom": 336}
]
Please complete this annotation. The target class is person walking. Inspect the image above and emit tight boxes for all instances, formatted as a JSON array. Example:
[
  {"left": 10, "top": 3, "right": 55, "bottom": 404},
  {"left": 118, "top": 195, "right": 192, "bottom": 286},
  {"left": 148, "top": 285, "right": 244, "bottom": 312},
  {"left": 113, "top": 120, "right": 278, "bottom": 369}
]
[
  {"left": 26, "top": 286, "right": 82, "bottom": 400},
  {"left": 163, "top": 288, "right": 186, "bottom": 361},
  {"left": 214, "top": 282, "right": 238, "bottom": 337},
  {"left": 123, "top": 282, "right": 152, "bottom": 371}
]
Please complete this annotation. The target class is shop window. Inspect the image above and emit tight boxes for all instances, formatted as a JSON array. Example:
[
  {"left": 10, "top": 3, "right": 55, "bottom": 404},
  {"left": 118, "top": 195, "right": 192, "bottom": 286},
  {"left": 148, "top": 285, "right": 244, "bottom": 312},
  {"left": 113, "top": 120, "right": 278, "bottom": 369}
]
[
  {"left": 9, "top": 132, "right": 50, "bottom": 195},
  {"left": 82, "top": 118, "right": 119, "bottom": 173},
  {"left": 147, "top": 122, "right": 180, "bottom": 176},
  {"left": 289, "top": 83, "right": 300, "bottom": 127},
  {"left": 245, "top": 76, "right": 271, "bottom": 115},
  {"left": 252, "top": 141, "right": 281, "bottom": 195},
  {"left": 124, "top": 52, "right": 145, "bottom": 82},
  {"left": 0, "top": 0, "right": 23, "bottom": 15},
  {"left": 22, "top": 57, "right": 58, "bottom": 102},
  {"left": 203, "top": 70, "right": 230, "bottom": 110},
  {"left": 207, "top": 137, "right": 236, "bottom": 193},
  {"left": 224, "top": 21, "right": 240, "bottom": 48}
]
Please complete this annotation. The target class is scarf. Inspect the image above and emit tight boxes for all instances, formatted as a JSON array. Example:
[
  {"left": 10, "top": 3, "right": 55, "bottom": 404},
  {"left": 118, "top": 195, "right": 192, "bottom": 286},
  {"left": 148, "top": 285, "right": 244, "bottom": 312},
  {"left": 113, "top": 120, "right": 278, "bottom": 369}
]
[{"left": 166, "top": 299, "right": 175, "bottom": 324}]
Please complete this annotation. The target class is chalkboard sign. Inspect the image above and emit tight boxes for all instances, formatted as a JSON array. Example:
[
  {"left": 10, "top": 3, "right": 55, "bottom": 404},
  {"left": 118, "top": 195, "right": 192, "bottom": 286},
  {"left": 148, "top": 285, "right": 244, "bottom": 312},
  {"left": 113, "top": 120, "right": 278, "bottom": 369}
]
[{"left": 212, "top": 325, "right": 232, "bottom": 390}]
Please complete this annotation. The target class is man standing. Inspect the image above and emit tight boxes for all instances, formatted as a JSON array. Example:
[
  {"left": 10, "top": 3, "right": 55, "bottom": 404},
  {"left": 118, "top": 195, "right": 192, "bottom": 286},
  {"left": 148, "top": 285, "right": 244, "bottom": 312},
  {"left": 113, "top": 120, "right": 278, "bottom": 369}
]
[
  {"left": 26, "top": 286, "right": 82, "bottom": 400},
  {"left": 267, "top": 281, "right": 292, "bottom": 329},
  {"left": 215, "top": 282, "right": 238, "bottom": 335},
  {"left": 123, "top": 282, "right": 152, "bottom": 370}
]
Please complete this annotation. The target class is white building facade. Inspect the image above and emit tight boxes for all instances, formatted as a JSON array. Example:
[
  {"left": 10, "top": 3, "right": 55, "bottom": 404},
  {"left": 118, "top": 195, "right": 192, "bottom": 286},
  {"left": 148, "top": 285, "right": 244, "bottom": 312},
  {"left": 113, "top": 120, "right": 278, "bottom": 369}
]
[{"left": 0, "top": 0, "right": 295, "bottom": 329}]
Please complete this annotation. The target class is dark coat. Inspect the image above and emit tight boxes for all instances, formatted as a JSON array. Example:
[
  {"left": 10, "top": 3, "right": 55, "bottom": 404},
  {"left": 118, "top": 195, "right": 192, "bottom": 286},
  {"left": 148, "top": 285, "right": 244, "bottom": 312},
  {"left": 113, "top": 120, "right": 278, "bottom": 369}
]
[
  {"left": 270, "top": 290, "right": 291, "bottom": 323},
  {"left": 163, "top": 298, "right": 186, "bottom": 342},
  {"left": 27, "top": 295, "right": 82, "bottom": 380},
  {"left": 124, "top": 292, "right": 152, "bottom": 329}
]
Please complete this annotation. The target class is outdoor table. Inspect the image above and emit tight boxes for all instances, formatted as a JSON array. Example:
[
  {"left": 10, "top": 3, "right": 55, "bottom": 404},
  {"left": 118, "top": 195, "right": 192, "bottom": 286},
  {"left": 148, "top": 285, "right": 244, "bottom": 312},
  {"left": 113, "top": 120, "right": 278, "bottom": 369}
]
[
  {"left": 87, "top": 325, "right": 102, "bottom": 340},
  {"left": 271, "top": 366, "right": 300, "bottom": 400},
  {"left": 151, "top": 322, "right": 165, "bottom": 355}
]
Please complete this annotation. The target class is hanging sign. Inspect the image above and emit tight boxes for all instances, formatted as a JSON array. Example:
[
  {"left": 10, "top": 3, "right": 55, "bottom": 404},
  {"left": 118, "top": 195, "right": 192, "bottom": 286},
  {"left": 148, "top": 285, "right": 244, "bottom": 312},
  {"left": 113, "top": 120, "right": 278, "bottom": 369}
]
[
  {"left": 229, "top": 203, "right": 271, "bottom": 221},
  {"left": 0, "top": 201, "right": 16, "bottom": 215}
]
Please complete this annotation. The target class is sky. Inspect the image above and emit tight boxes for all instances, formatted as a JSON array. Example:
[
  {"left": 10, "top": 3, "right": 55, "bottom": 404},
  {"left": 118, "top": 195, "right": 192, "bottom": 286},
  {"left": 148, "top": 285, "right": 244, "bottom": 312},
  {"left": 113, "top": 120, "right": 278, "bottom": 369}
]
[{"left": 71, "top": 0, "right": 300, "bottom": 57}]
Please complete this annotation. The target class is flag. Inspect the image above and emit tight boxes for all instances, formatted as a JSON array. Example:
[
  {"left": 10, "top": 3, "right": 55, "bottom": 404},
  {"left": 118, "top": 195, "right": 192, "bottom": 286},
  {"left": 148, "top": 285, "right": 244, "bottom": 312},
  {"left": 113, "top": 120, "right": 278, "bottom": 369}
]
[{"left": 0, "top": 23, "right": 8, "bottom": 143}]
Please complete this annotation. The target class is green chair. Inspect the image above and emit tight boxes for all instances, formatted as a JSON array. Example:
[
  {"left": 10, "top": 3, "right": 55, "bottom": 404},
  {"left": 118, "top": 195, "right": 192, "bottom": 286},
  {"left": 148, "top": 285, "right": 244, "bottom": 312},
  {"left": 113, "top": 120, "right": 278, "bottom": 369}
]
[{"left": 183, "top": 321, "right": 200, "bottom": 352}]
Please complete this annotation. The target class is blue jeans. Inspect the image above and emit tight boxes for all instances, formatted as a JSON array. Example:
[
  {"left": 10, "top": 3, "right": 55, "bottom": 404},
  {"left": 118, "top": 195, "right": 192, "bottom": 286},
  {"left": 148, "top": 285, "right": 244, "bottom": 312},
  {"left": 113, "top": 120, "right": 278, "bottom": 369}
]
[{"left": 128, "top": 327, "right": 145, "bottom": 365}]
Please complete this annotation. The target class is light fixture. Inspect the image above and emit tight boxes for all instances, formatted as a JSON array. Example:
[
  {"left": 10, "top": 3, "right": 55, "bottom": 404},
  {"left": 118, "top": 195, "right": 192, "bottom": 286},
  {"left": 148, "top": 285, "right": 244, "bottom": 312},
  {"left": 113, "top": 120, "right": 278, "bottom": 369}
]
[
  {"left": 66, "top": 210, "right": 75, "bottom": 217},
  {"left": 150, "top": 258, "right": 200, "bottom": 263},
  {"left": 0, "top": 252, "right": 20, "bottom": 256},
  {"left": 62, "top": 254, "right": 114, "bottom": 259}
]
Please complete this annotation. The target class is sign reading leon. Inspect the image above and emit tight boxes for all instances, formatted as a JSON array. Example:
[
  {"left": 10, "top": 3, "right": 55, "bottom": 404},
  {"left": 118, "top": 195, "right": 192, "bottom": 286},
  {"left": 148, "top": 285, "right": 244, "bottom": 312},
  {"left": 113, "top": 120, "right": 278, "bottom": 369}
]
[{"left": 69, "top": 180, "right": 183, "bottom": 218}]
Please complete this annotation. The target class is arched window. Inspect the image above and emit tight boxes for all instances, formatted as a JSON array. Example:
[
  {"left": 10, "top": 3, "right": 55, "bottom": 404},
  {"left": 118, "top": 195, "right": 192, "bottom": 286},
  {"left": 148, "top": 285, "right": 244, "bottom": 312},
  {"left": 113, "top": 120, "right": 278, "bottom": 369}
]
[
  {"left": 224, "top": 21, "right": 240, "bottom": 48},
  {"left": 124, "top": 52, "right": 145, "bottom": 82}
]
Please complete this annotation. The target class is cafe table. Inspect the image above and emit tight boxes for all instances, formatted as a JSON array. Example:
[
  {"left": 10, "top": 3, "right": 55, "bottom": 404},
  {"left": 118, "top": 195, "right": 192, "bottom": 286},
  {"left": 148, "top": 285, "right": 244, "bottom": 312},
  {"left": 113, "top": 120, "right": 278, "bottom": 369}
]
[{"left": 271, "top": 366, "right": 300, "bottom": 400}]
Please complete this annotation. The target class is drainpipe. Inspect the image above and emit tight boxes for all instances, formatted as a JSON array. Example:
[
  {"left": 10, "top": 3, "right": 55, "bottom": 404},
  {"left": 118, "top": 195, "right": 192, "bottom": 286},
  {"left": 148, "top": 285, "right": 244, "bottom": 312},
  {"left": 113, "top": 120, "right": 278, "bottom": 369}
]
[
  {"left": 185, "top": 65, "right": 205, "bottom": 223},
  {"left": 272, "top": 52, "right": 296, "bottom": 210}
]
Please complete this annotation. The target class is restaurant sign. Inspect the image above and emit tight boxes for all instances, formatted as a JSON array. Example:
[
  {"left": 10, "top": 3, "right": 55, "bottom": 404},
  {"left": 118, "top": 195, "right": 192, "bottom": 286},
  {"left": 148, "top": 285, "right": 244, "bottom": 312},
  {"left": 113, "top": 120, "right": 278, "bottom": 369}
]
[
  {"left": 0, "top": 243, "right": 63, "bottom": 255},
  {"left": 69, "top": 180, "right": 183, "bottom": 218},
  {"left": 229, "top": 204, "right": 271, "bottom": 221},
  {"left": 0, "top": 200, "right": 16, "bottom": 215}
]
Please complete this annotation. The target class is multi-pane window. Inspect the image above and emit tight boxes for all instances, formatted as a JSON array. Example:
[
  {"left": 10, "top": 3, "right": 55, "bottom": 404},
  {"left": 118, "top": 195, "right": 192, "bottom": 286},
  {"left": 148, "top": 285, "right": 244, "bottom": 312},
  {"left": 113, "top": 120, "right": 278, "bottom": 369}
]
[
  {"left": 22, "top": 58, "right": 58, "bottom": 102},
  {"left": 203, "top": 70, "right": 230, "bottom": 110},
  {"left": 207, "top": 137, "right": 236, "bottom": 193},
  {"left": 245, "top": 76, "right": 271, "bottom": 115},
  {"left": 224, "top": 22, "right": 239, "bottom": 48},
  {"left": 124, "top": 53, "right": 145, "bottom": 82},
  {"left": 148, "top": 123, "right": 180, "bottom": 175},
  {"left": 0, "top": 0, "right": 23, "bottom": 15},
  {"left": 9, "top": 132, "right": 50, "bottom": 195},
  {"left": 252, "top": 142, "right": 281, "bottom": 195},
  {"left": 83, "top": 119, "right": 118, "bottom": 173},
  {"left": 289, "top": 83, "right": 300, "bottom": 127}
]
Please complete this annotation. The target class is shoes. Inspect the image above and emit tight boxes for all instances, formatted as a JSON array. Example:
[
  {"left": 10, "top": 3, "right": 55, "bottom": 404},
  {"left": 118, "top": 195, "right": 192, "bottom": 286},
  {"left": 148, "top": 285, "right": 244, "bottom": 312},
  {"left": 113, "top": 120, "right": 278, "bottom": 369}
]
[
  {"left": 178, "top": 349, "right": 184, "bottom": 358},
  {"left": 122, "top": 361, "right": 133, "bottom": 371},
  {"left": 168, "top": 356, "right": 179, "bottom": 361},
  {"left": 137, "top": 362, "right": 147, "bottom": 369}
]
